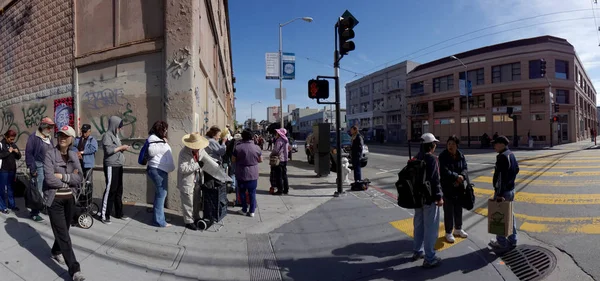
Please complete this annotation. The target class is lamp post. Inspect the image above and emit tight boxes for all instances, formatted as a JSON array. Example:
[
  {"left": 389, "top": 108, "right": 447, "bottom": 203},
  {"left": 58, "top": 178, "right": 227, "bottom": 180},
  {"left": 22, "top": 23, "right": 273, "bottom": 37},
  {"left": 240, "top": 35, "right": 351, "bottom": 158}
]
[
  {"left": 451, "top": 55, "right": 471, "bottom": 148},
  {"left": 279, "top": 16, "right": 313, "bottom": 128},
  {"left": 250, "top": 101, "right": 261, "bottom": 131}
]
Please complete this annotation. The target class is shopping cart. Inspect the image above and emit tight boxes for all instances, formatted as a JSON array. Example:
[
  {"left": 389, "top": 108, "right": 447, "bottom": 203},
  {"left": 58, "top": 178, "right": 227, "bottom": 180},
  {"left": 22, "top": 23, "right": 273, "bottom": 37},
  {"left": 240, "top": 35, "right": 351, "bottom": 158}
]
[{"left": 72, "top": 169, "right": 98, "bottom": 229}]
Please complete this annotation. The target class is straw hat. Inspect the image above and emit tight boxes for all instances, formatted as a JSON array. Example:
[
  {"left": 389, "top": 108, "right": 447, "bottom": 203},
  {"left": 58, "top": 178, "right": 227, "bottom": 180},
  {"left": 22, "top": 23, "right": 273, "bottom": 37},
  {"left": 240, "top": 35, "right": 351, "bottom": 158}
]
[{"left": 182, "top": 132, "right": 209, "bottom": 150}]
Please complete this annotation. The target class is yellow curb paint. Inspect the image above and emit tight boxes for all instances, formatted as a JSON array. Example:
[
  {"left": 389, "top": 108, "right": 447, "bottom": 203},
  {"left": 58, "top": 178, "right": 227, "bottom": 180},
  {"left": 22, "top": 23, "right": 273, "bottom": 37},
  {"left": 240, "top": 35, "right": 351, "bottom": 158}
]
[
  {"left": 488, "top": 170, "right": 600, "bottom": 177},
  {"left": 473, "top": 208, "right": 600, "bottom": 234},
  {"left": 473, "top": 176, "right": 600, "bottom": 186},
  {"left": 518, "top": 165, "right": 600, "bottom": 169},
  {"left": 523, "top": 159, "right": 600, "bottom": 163},
  {"left": 390, "top": 218, "right": 467, "bottom": 252},
  {"left": 472, "top": 187, "right": 600, "bottom": 204}
]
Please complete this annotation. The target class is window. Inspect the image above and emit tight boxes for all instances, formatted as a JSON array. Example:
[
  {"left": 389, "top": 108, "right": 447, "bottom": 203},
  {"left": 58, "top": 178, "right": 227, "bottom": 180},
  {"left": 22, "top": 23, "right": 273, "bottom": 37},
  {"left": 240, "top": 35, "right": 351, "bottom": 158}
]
[
  {"left": 529, "top": 60, "right": 542, "bottom": 79},
  {"left": 373, "top": 80, "right": 384, "bottom": 93},
  {"left": 460, "top": 95, "right": 485, "bottom": 109},
  {"left": 433, "top": 99, "right": 454, "bottom": 112},
  {"left": 529, "top": 89, "right": 545, "bottom": 104},
  {"left": 492, "top": 91, "right": 522, "bottom": 106},
  {"left": 387, "top": 114, "right": 400, "bottom": 124},
  {"left": 373, "top": 117, "right": 384, "bottom": 125},
  {"left": 373, "top": 99, "right": 384, "bottom": 111},
  {"left": 531, "top": 114, "right": 545, "bottom": 121},
  {"left": 433, "top": 74, "right": 454, "bottom": 93},
  {"left": 361, "top": 86, "right": 369, "bottom": 96},
  {"left": 492, "top": 62, "right": 521, "bottom": 83},
  {"left": 411, "top": 81, "right": 424, "bottom": 95},
  {"left": 459, "top": 68, "right": 484, "bottom": 85},
  {"left": 576, "top": 71, "right": 582, "bottom": 87},
  {"left": 460, "top": 115, "right": 486, "bottom": 123},
  {"left": 360, "top": 102, "right": 370, "bottom": 112},
  {"left": 434, "top": 118, "right": 455, "bottom": 125},
  {"left": 493, "top": 114, "right": 521, "bottom": 122},
  {"left": 556, "top": 89, "right": 569, "bottom": 104},
  {"left": 410, "top": 103, "right": 428, "bottom": 115},
  {"left": 555, "top": 60, "right": 568, "bottom": 79}
]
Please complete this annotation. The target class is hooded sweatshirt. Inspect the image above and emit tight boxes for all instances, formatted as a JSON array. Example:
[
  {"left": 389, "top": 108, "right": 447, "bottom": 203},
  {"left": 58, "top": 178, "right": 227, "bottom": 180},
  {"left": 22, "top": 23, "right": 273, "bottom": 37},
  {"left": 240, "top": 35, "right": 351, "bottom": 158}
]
[{"left": 102, "top": 116, "right": 125, "bottom": 167}]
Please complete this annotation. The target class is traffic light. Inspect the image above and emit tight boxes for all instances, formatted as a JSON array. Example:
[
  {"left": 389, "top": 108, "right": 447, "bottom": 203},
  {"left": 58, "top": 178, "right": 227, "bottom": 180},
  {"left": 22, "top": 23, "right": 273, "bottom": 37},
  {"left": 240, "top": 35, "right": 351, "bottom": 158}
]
[
  {"left": 540, "top": 59, "right": 547, "bottom": 77},
  {"left": 338, "top": 15, "right": 356, "bottom": 55},
  {"left": 308, "top": 79, "right": 329, "bottom": 99},
  {"left": 552, "top": 116, "right": 559, "bottom": 122},
  {"left": 553, "top": 103, "right": 559, "bottom": 113}
]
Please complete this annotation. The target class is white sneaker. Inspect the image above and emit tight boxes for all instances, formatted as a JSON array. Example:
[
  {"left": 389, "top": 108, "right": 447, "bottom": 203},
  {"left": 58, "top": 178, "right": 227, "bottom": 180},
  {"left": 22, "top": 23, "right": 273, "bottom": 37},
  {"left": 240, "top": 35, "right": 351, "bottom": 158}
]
[
  {"left": 73, "top": 271, "right": 86, "bottom": 281},
  {"left": 453, "top": 229, "right": 468, "bottom": 238},
  {"left": 248, "top": 213, "right": 255, "bottom": 217},
  {"left": 445, "top": 233, "right": 455, "bottom": 243},
  {"left": 52, "top": 254, "right": 65, "bottom": 265}
]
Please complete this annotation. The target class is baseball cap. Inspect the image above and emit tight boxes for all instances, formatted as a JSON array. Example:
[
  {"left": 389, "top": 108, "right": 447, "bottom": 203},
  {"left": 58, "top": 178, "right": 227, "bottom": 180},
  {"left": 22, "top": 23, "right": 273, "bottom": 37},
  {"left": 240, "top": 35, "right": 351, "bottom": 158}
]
[
  {"left": 420, "top": 133, "right": 439, "bottom": 144},
  {"left": 41, "top": 117, "right": 55, "bottom": 125},
  {"left": 491, "top": 135, "right": 510, "bottom": 145},
  {"left": 58, "top": 126, "right": 77, "bottom": 138},
  {"left": 81, "top": 124, "right": 91, "bottom": 132}
]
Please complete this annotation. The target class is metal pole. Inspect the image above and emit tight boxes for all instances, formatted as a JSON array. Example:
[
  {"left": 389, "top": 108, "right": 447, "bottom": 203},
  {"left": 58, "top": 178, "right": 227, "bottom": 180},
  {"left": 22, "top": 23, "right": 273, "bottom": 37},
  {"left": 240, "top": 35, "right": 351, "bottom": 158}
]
[
  {"left": 279, "top": 24, "right": 284, "bottom": 129},
  {"left": 334, "top": 21, "right": 343, "bottom": 197},
  {"left": 465, "top": 69, "right": 470, "bottom": 148},
  {"left": 548, "top": 77, "right": 553, "bottom": 147}
]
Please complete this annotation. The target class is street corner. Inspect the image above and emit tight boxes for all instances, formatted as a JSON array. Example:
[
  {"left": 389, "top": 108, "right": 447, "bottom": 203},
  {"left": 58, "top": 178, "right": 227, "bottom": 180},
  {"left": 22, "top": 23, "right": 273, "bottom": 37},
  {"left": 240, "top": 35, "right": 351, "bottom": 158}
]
[{"left": 389, "top": 218, "right": 468, "bottom": 252}]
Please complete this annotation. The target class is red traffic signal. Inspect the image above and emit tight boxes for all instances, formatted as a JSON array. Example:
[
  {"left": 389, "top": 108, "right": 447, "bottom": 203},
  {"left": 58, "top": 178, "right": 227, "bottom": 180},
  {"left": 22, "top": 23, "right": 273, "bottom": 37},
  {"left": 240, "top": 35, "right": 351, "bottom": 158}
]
[
  {"left": 308, "top": 79, "right": 329, "bottom": 99},
  {"left": 552, "top": 116, "right": 559, "bottom": 122}
]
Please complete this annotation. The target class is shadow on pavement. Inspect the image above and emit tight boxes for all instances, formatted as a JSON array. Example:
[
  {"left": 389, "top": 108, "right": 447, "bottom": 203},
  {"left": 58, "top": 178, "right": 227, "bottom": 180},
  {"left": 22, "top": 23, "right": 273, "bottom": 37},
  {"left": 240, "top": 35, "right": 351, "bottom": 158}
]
[
  {"left": 4, "top": 217, "right": 71, "bottom": 281},
  {"left": 287, "top": 160, "right": 314, "bottom": 171}
]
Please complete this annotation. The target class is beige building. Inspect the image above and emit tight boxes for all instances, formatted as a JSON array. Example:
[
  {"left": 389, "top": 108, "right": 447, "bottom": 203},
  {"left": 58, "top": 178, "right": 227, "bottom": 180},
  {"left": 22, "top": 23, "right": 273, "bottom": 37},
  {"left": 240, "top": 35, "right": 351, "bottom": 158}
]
[
  {"left": 406, "top": 36, "right": 597, "bottom": 146},
  {"left": 0, "top": 0, "right": 235, "bottom": 210}
]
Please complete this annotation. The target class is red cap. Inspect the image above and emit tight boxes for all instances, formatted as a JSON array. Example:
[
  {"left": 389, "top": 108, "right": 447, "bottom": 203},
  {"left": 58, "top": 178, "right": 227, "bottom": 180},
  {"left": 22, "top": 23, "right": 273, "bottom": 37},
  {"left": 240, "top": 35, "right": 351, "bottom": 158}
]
[{"left": 40, "top": 117, "right": 55, "bottom": 125}]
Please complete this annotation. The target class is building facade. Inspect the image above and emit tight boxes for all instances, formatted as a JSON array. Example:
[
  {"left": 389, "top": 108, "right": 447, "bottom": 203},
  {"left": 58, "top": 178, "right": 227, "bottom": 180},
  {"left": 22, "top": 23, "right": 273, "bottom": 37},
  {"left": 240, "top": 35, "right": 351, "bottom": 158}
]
[
  {"left": 0, "top": 0, "right": 235, "bottom": 210},
  {"left": 345, "top": 60, "right": 419, "bottom": 143},
  {"left": 297, "top": 109, "right": 347, "bottom": 139},
  {"left": 406, "top": 36, "right": 597, "bottom": 146},
  {"left": 290, "top": 107, "right": 320, "bottom": 136},
  {"left": 266, "top": 106, "right": 280, "bottom": 123}
]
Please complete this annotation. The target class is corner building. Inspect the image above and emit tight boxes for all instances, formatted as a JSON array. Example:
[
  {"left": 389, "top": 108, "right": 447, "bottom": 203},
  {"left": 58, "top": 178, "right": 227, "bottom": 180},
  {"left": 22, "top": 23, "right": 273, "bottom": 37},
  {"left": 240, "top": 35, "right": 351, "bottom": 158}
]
[
  {"left": 406, "top": 36, "right": 597, "bottom": 145},
  {"left": 0, "top": 0, "right": 235, "bottom": 210}
]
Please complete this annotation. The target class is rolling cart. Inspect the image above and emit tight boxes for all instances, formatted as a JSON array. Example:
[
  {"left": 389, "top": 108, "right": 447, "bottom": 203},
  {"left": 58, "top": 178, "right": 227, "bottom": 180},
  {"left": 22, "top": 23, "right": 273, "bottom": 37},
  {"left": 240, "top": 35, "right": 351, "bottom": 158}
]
[
  {"left": 72, "top": 169, "right": 99, "bottom": 229},
  {"left": 195, "top": 172, "right": 232, "bottom": 231}
]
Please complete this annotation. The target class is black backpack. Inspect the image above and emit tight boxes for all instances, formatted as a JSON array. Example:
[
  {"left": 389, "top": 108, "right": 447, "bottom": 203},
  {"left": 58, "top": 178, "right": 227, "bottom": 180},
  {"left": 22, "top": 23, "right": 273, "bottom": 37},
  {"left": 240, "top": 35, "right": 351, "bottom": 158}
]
[{"left": 395, "top": 159, "right": 432, "bottom": 209}]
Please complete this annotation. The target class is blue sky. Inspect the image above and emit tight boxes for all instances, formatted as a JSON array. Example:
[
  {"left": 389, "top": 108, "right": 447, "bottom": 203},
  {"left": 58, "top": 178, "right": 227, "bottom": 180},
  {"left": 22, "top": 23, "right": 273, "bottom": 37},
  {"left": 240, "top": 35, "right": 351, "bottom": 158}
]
[{"left": 230, "top": 0, "right": 600, "bottom": 123}]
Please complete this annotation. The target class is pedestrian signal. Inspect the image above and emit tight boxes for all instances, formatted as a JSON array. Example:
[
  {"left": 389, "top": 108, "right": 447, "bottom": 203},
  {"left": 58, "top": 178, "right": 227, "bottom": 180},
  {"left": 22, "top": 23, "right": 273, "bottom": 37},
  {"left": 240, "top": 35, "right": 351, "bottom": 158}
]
[{"left": 308, "top": 79, "right": 329, "bottom": 99}]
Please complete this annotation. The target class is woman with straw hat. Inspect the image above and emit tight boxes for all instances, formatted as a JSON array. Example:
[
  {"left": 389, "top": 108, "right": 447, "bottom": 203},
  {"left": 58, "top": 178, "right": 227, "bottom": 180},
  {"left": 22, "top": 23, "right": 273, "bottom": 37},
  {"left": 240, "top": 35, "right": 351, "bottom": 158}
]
[{"left": 177, "top": 132, "right": 211, "bottom": 231}]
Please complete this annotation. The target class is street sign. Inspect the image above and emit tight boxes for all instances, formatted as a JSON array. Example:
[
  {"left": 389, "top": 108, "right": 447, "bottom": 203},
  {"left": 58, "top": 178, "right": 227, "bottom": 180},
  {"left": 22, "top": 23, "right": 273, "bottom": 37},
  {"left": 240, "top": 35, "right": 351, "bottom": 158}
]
[
  {"left": 341, "top": 10, "right": 359, "bottom": 27},
  {"left": 265, "top": 52, "right": 295, "bottom": 80},
  {"left": 459, "top": 79, "right": 472, "bottom": 97},
  {"left": 282, "top": 52, "right": 295, "bottom": 80},
  {"left": 265, "top": 52, "right": 279, "bottom": 79},
  {"left": 275, "top": 88, "right": 287, "bottom": 100}
]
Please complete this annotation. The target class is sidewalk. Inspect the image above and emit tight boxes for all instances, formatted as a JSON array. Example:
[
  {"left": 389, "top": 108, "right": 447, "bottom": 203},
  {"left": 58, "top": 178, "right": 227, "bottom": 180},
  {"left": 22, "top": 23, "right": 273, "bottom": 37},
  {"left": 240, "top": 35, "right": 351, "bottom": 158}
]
[
  {"left": 367, "top": 139, "right": 596, "bottom": 151},
  {"left": 0, "top": 161, "right": 334, "bottom": 281}
]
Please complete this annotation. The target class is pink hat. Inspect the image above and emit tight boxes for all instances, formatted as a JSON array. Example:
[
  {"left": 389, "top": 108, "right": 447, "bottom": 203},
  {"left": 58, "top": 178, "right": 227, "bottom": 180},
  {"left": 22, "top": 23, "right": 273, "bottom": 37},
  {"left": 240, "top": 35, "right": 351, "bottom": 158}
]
[
  {"left": 40, "top": 117, "right": 55, "bottom": 125},
  {"left": 275, "top": 128, "right": 288, "bottom": 141}
]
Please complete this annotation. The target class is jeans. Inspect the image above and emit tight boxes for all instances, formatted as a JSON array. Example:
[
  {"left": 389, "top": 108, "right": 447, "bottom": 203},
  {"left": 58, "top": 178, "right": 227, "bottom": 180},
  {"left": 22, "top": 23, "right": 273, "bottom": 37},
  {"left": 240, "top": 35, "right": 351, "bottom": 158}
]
[
  {"left": 48, "top": 196, "right": 81, "bottom": 277},
  {"left": 148, "top": 167, "right": 168, "bottom": 227},
  {"left": 30, "top": 161, "right": 45, "bottom": 216},
  {"left": 238, "top": 180, "right": 257, "bottom": 213},
  {"left": 494, "top": 190, "right": 518, "bottom": 247},
  {"left": 0, "top": 171, "right": 16, "bottom": 210},
  {"left": 352, "top": 156, "right": 362, "bottom": 182},
  {"left": 443, "top": 196, "right": 463, "bottom": 233},
  {"left": 413, "top": 203, "right": 441, "bottom": 263}
]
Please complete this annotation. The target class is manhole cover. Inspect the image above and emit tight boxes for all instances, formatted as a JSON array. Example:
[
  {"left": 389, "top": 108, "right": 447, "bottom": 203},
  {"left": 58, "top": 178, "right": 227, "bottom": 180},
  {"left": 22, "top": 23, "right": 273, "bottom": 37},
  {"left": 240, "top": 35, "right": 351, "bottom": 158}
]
[{"left": 501, "top": 245, "right": 556, "bottom": 281}]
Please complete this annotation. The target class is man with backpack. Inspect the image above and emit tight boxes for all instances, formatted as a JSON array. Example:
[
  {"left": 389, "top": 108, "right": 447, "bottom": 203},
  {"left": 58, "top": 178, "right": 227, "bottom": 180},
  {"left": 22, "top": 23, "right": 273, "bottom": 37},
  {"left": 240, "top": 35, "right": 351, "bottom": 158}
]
[
  {"left": 410, "top": 133, "right": 444, "bottom": 268},
  {"left": 489, "top": 135, "right": 519, "bottom": 250}
]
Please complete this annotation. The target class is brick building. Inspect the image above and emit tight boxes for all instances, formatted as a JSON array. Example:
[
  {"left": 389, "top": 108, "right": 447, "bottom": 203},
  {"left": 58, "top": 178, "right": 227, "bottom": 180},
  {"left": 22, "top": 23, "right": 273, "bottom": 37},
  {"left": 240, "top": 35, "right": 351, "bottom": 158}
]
[
  {"left": 0, "top": 0, "right": 235, "bottom": 210},
  {"left": 406, "top": 36, "right": 597, "bottom": 146}
]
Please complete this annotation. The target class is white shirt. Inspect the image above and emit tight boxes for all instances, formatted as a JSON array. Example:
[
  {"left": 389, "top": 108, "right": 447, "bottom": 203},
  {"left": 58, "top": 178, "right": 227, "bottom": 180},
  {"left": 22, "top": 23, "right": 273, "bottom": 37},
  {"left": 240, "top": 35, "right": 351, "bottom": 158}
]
[{"left": 147, "top": 134, "right": 176, "bottom": 173}]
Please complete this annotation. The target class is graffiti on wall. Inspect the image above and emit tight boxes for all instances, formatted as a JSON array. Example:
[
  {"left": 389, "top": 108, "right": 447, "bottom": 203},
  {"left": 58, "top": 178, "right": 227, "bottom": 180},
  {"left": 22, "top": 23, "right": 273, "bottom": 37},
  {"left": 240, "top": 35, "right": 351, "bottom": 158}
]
[
  {"left": 54, "top": 97, "right": 74, "bottom": 131},
  {"left": 22, "top": 104, "right": 47, "bottom": 128},
  {"left": 83, "top": 88, "right": 129, "bottom": 110},
  {"left": 0, "top": 109, "right": 30, "bottom": 142},
  {"left": 195, "top": 87, "right": 200, "bottom": 107}
]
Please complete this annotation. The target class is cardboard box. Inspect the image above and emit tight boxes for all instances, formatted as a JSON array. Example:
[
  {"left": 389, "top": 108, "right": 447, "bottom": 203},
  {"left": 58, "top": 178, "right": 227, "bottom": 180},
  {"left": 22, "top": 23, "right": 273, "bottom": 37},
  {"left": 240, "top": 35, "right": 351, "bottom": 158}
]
[{"left": 487, "top": 200, "right": 513, "bottom": 236}]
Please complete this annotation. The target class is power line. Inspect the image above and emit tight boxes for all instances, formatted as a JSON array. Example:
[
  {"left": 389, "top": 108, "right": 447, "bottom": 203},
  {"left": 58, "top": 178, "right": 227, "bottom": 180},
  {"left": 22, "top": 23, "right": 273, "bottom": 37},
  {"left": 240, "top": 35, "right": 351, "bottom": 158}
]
[
  {"left": 591, "top": 0, "right": 600, "bottom": 45},
  {"left": 363, "top": 8, "right": 597, "bottom": 74}
]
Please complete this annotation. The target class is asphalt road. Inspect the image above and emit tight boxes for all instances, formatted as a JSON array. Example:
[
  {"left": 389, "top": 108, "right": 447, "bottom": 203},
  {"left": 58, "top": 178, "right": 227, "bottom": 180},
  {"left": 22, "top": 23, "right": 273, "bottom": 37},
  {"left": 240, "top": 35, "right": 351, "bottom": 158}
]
[{"left": 292, "top": 141, "right": 600, "bottom": 279}]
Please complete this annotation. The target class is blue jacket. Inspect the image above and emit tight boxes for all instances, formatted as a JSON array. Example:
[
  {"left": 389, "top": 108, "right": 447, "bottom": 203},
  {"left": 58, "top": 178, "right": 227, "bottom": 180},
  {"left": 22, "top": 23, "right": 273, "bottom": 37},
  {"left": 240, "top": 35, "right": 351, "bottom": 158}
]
[
  {"left": 438, "top": 149, "right": 468, "bottom": 199},
  {"left": 416, "top": 151, "right": 443, "bottom": 203},
  {"left": 493, "top": 148, "right": 519, "bottom": 194},
  {"left": 25, "top": 131, "right": 54, "bottom": 174},
  {"left": 71, "top": 136, "right": 98, "bottom": 169}
]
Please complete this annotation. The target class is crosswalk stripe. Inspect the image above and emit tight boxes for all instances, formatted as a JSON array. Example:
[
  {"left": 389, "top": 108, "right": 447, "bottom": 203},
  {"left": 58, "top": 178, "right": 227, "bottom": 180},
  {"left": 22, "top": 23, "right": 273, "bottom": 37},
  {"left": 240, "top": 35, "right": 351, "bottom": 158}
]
[
  {"left": 473, "top": 175, "right": 600, "bottom": 186},
  {"left": 389, "top": 218, "right": 466, "bottom": 251},
  {"left": 488, "top": 170, "right": 600, "bottom": 176},
  {"left": 472, "top": 208, "right": 600, "bottom": 234},
  {"left": 473, "top": 187, "right": 600, "bottom": 204}
]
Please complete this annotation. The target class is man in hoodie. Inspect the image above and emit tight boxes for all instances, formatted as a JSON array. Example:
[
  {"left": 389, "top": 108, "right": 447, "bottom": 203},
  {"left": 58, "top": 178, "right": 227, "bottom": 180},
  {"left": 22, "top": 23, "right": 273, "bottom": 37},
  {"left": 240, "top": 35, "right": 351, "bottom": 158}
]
[
  {"left": 100, "top": 116, "right": 130, "bottom": 224},
  {"left": 25, "top": 117, "right": 55, "bottom": 222}
]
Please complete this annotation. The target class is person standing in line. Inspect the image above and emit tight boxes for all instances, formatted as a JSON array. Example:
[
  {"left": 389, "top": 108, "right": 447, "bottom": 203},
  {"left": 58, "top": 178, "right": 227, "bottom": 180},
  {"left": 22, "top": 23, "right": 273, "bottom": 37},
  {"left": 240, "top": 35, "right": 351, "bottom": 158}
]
[
  {"left": 412, "top": 133, "right": 444, "bottom": 268},
  {"left": 350, "top": 126, "right": 364, "bottom": 182},
  {"left": 25, "top": 117, "right": 55, "bottom": 221},
  {"left": 205, "top": 126, "right": 227, "bottom": 164},
  {"left": 271, "top": 128, "right": 289, "bottom": 195},
  {"left": 72, "top": 124, "right": 98, "bottom": 183},
  {"left": 0, "top": 130, "right": 22, "bottom": 214},
  {"left": 146, "top": 121, "right": 175, "bottom": 228},
  {"left": 489, "top": 135, "right": 519, "bottom": 250},
  {"left": 100, "top": 116, "right": 130, "bottom": 224},
  {"left": 233, "top": 130, "right": 262, "bottom": 217},
  {"left": 43, "top": 126, "right": 85, "bottom": 281},
  {"left": 438, "top": 135, "right": 469, "bottom": 243}
]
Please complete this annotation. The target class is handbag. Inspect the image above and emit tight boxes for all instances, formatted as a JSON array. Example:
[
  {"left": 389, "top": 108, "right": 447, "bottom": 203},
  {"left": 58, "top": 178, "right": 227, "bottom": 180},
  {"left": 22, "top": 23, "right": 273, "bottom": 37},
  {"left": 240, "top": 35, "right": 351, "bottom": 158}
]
[
  {"left": 461, "top": 173, "right": 475, "bottom": 211},
  {"left": 269, "top": 144, "right": 283, "bottom": 167}
]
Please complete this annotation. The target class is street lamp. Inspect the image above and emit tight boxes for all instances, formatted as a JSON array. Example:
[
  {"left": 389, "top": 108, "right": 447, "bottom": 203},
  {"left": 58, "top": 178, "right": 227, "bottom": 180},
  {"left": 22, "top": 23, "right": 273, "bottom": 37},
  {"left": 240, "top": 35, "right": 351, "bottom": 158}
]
[
  {"left": 251, "top": 101, "right": 261, "bottom": 131},
  {"left": 279, "top": 16, "right": 313, "bottom": 129},
  {"left": 450, "top": 55, "right": 471, "bottom": 148}
]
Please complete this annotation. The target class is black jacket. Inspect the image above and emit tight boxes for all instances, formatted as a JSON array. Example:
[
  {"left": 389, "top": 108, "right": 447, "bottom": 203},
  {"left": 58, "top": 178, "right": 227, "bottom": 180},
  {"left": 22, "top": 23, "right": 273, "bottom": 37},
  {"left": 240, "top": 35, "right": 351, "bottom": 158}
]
[
  {"left": 0, "top": 139, "right": 22, "bottom": 172},
  {"left": 415, "top": 151, "right": 443, "bottom": 203},
  {"left": 438, "top": 149, "right": 468, "bottom": 199},
  {"left": 351, "top": 134, "right": 364, "bottom": 157},
  {"left": 493, "top": 148, "right": 519, "bottom": 193}
]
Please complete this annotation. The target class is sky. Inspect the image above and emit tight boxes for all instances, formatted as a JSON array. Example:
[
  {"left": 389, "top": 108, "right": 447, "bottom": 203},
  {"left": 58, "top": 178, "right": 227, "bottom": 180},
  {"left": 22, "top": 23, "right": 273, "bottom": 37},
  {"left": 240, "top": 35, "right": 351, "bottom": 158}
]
[{"left": 229, "top": 0, "right": 600, "bottom": 124}]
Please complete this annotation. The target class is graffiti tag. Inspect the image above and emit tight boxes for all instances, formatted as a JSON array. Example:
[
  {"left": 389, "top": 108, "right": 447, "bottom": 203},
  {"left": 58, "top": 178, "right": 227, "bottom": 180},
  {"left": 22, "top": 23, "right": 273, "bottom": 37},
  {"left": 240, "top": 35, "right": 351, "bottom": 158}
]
[
  {"left": 90, "top": 103, "right": 138, "bottom": 140},
  {"left": 22, "top": 104, "right": 47, "bottom": 128},
  {"left": 83, "top": 89, "right": 129, "bottom": 110},
  {"left": 1, "top": 109, "right": 30, "bottom": 143}
]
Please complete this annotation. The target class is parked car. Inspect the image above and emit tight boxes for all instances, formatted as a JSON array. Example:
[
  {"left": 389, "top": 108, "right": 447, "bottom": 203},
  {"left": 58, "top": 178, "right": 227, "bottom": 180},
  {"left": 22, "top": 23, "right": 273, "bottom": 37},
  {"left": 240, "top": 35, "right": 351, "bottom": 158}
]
[
  {"left": 290, "top": 138, "right": 298, "bottom": 153},
  {"left": 304, "top": 132, "right": 368, "bottom": 171}
]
